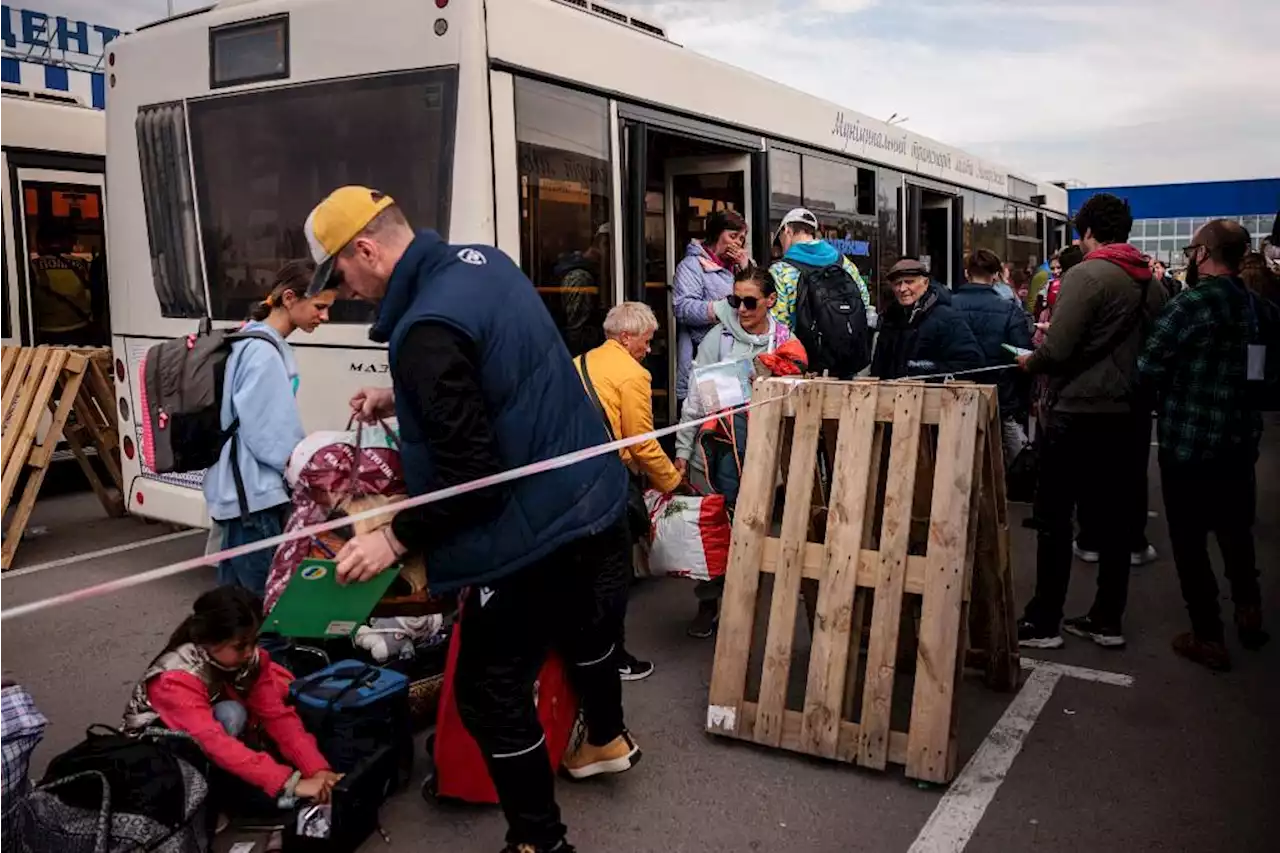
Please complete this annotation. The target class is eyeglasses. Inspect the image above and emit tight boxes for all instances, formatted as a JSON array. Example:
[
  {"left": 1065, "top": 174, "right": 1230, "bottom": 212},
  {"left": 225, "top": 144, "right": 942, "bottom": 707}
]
[
  {"left": 1182, "top": 244, "right": 1203, "bottom": 259},
  {"left": 727, "top": 294, "right": 761, "bottom": 310}
]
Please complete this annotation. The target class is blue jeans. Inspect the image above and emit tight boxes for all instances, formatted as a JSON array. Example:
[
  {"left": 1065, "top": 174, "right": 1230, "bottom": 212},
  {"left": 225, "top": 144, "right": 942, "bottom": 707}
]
[
  {"left": 216, "top": 505, "right": 287, "bottom": 597},
  {"left": 212, "top": 700, "right": 248, "bottom": 737}
]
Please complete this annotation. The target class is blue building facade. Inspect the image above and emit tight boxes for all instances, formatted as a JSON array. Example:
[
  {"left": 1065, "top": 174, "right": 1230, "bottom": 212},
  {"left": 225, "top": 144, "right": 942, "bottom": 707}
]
[{"left": 1068, "top": 178, "right": 1279, "bottom": 266}]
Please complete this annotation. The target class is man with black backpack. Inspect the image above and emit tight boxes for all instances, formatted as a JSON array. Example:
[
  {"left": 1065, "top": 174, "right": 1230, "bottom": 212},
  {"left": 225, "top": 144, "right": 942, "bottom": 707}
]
[{"left": 768, "top": 208, "right": 875, "bottom": 378}]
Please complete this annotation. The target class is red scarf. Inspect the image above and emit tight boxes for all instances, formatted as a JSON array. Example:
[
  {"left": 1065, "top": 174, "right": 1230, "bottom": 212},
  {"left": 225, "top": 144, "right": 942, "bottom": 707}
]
[{"left": 1086, "top": 243, "right": 1152, "bottom": 283}]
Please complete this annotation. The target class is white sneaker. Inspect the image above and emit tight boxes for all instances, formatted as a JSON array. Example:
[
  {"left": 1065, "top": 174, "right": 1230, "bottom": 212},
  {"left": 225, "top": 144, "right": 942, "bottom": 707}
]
[
  {"left": 1131, "top": 544, "right": 1158, "bottom": 566},
  {"left": 1072, "top": 540, "right": 1100, "bottom": 563}
]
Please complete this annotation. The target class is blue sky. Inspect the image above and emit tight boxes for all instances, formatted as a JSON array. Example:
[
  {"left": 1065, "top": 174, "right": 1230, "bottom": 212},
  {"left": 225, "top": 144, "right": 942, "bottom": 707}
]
[{"left": 27, "top": 0, "right": 1280, "bottom": 187}]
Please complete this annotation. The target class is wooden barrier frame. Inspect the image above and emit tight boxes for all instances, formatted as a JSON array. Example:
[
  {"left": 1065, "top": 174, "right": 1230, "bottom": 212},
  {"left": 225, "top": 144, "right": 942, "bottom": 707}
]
[
  {"left": 2, "top": 346, "right": 125, "bottom": 569},
  {"left": 705, "top": 378, "right": 1018, "bottom": 783}
]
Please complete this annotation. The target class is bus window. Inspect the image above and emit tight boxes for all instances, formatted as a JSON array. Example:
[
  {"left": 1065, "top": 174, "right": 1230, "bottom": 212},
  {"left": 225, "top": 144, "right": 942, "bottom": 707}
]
[
  {"left": 514, "top": 77, "right": 613, "bottom": 357},
  {"left": 21, "top": 180, "right": 110, "bottom": 347},
  {"left": 186, "top": 68, "right": 458, "bottom": 323}
]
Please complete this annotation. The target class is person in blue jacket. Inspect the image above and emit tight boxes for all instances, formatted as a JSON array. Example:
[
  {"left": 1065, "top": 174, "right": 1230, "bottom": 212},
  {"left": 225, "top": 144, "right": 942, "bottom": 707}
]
[
  {"left": 305, "top": 187, "right": 636, "bottom": 853},
  {"left": 951, "top": 248, "right": 1034, "bottom": 462},
  {"left": 204, "top": 261, "right": 334, "bottom": 596}
]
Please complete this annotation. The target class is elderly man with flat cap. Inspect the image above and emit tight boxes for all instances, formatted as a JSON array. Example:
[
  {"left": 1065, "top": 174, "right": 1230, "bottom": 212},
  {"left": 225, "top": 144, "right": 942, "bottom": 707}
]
[{"left": 870, "top": 257, "right": 983, "bottom": 380}]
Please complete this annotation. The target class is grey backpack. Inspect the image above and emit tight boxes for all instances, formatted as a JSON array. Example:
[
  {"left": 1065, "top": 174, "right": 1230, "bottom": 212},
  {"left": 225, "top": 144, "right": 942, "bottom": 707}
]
[{"left": 139, "top": 320, "right": 283, "bottom": 519}]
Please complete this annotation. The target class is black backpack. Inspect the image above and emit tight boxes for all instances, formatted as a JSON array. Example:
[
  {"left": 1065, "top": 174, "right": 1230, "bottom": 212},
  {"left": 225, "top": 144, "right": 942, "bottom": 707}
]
[
  {"left": 787, "top": 261, "right": 871, "bottom": 378},
  {"left": 24, "top": 726, "right": 210, "bottom": 852}
]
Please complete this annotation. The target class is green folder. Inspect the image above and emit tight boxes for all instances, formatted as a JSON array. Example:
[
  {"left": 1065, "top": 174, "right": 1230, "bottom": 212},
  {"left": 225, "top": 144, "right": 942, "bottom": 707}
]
[{"left": 264, "top": 558, "right": 399, "bottom": 639}]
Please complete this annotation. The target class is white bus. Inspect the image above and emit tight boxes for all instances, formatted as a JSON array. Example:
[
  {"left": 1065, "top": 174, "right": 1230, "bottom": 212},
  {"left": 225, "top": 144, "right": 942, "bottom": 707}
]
[
  {"left": 2, "top": 89, "right": 110, "bottom": 350},
  {"left": 105, "top": 0, "right": 1068, "bottom": 527}
]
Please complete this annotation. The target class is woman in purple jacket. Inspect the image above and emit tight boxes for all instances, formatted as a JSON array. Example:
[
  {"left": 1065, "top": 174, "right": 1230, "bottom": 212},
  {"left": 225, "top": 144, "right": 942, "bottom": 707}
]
[{"left": 672, "top": 209, "right": 751, "bottom": 400}]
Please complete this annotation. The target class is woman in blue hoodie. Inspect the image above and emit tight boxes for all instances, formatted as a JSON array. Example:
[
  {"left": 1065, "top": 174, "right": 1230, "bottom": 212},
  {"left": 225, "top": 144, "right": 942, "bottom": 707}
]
[
  {"left": 671, "top": 209, "right": 750, "bottom": 400},
  {"left": 205, "top": 261, "right": 335, "bottom": 595}
]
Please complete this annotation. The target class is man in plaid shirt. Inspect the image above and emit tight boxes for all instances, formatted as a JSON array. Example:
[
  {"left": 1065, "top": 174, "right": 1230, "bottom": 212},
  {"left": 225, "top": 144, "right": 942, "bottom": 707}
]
[{"left": 1139, "top": 219, "right": 1268, "bottom": 672}]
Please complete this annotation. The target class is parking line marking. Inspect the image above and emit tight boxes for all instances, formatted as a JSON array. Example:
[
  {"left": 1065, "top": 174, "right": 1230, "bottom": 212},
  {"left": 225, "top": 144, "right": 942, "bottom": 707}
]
[
  {"left": 1, "top": 529, "right": 204, "bottom": 579},
  {"left": 1020, "top": 657, "right": 1135, "bottom": 688},
  {"left": 908, "top": 667, "right": 1063, "bottom": 853}
]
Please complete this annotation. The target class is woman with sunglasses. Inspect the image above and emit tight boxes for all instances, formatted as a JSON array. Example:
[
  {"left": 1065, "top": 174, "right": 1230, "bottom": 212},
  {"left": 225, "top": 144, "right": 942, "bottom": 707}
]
[{"left": 673, "top": 268, "right": 790, "bottom": 636}]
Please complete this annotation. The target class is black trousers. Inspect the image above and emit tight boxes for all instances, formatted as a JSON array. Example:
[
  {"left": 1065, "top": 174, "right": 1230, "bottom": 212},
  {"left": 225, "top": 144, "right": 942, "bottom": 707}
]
[
  {"left": 1024, "top": 411, "right": 1148, "bottom": 631},
  {"left": 453, "top": 518, "right": 630, "bottom": 848},
  {"left": 1159, "top": 450, "right": 1260, "bottom": 641}
]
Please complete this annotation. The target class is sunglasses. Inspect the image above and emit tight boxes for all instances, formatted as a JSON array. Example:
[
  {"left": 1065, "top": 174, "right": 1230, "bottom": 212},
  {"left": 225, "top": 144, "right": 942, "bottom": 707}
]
[
  {"left": 727, "top": 294, "right": 763, "bottom": 310},
  {"left": 1182, "top": 244, "right": 1203, "bottom": 259}
]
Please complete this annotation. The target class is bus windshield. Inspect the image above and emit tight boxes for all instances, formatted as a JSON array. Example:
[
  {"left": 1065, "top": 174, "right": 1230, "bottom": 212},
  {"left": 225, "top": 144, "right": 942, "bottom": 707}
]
[{"left": 181, "top": 67, "right": 459, "bottom": 322}]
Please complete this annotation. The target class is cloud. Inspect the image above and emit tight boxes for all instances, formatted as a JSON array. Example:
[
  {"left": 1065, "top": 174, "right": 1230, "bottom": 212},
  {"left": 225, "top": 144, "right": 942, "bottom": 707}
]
[
  {"left": 27, "top": 0, "right": 1280, "bottom": 186},
  {"left": 614, "top": 0, "right": 1280, "bottom": 185}
]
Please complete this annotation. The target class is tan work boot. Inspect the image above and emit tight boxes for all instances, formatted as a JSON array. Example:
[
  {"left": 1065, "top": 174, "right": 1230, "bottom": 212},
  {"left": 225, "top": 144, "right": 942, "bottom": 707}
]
[{"left": 562, "top": 731, "right": 641, "bottom": 779}]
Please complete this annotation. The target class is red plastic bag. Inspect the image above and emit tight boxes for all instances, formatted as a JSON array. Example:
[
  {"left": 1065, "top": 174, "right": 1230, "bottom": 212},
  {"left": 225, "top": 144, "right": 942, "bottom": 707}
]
[{"left": 432, "top": 616, "right": 578, "bottom": 804}]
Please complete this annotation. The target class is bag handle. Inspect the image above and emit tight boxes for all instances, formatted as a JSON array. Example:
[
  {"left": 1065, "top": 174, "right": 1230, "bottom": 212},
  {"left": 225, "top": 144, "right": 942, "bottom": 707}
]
[
  {"left": 576, "top": 353, "right": 617, "bottom": 442},
  {"left": 319, "top": 664, "right": 381, "bottom": 714},
  {"left": 34, "top": 769, "right": 112, "bottom": 852},
  {"left": 340, "top": 416, "right": 402, "bottom": 500}
]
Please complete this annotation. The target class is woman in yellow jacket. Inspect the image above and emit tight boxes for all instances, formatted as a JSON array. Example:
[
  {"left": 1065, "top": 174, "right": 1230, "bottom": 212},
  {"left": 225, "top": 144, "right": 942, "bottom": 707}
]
[{"left": 575, "top": 302, "right": 681, "bottom": 681}]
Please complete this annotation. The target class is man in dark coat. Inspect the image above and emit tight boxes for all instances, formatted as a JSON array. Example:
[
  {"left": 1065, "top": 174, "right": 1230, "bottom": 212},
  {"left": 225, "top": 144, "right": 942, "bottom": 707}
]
[
  {"left": 951, "top": 248, "right": 1033, "bottom": 462},
  {"left": 1015, "top": 193, "right": 1167, "bottom": 652},
  {"left": 871, "top": 258, "right": 985, "bottom": 380},
  {"left": 304, "top": 186, "right": 635, "bottom": 853}
]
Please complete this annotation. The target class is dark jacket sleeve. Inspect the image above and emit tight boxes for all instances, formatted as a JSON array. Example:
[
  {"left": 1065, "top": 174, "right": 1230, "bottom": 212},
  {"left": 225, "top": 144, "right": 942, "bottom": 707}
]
[
  {"left": 1005, "top": 301, "right": 1033, "bottom": 351},
  {"left": 930, "top": 307, "right": 986, "bottom": 373},
  {"left": 1025, "top": 266, "right": 1098, "bottom": 375},
  {"left": 389, "top": 322, "right": 505, "bottom": 554}
]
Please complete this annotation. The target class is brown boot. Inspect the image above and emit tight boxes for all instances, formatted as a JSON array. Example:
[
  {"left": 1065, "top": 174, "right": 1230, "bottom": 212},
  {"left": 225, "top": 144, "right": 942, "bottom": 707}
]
[
  {"left": 1234, "top": 605, "right": 1270, "bottom": 651},
  {"left": 1171, "top": 632, "right": 1231, "bottom": 672},
  {"left": 562, "top": 732, "right": 641, "bottom": 779}
]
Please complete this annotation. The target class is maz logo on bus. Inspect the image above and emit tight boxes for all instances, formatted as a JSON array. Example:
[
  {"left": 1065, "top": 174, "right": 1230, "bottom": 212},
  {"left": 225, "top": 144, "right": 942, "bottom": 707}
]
[{"left": 349, "top": 362, "right": 389, "bottom": 374}]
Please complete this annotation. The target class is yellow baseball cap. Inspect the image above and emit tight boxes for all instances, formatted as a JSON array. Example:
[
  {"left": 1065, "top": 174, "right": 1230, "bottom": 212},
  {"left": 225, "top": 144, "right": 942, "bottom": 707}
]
[{"left": 304, "top": 186, "right": 395, "bottom": 296}]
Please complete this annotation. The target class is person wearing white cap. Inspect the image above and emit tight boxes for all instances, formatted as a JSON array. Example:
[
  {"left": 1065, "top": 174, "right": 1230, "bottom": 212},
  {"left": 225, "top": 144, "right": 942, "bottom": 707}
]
[{"left": 769, "top": 207, "right": 875, "bottom": 331}]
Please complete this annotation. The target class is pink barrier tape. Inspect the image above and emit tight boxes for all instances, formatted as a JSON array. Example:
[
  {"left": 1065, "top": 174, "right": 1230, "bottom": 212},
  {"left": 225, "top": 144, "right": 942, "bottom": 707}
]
[{"left": 1, "top": 387, "right": 795, "bottom": 621}]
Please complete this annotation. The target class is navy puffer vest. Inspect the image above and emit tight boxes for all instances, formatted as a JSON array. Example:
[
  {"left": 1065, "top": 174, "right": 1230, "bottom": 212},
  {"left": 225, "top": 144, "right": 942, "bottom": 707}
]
[{"left": 370, "top": 231, "right": 627, "bottom": 592}]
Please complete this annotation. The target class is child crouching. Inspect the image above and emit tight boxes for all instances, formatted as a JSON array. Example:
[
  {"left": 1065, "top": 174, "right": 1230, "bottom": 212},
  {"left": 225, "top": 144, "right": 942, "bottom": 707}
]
[{"left": 122, "top": 586, "right": 340, "bottom": 815}]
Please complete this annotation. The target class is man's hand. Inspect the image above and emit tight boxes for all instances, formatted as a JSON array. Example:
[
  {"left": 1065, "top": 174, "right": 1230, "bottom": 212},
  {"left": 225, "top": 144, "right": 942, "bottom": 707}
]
[
  {"left": 336, "top": 531, "right": 399, "bottom": 584},
  {"left": 349, "top": 386, "right": 395, "bottom": 423},
  {"left": 1016, "top": 353, "right": 1033, "bottom": 372},
  {"left": 674, "top": 458, "right": 688, "bottom": 476}
]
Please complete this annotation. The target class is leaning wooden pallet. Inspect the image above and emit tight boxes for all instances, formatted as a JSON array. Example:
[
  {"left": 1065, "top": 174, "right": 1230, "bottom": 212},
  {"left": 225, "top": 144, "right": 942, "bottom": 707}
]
[
  {"left": 1, "top": 345, "right": 125, "bottom": 570},
  {"left": 705, "top": 377, "right": 1018, "bottom": 784}
]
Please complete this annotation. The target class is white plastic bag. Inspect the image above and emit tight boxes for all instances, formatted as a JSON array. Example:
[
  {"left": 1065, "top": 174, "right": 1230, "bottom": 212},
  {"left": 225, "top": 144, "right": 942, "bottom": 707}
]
[{"left": 644, "top": 490, "right": 731, "bottom": 582}]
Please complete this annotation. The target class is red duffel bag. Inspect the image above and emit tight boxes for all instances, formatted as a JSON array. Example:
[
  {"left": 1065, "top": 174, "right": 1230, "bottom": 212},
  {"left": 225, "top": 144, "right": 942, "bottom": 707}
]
[{"left": 429, "top": 613, "right": 578, "bottom": 804}]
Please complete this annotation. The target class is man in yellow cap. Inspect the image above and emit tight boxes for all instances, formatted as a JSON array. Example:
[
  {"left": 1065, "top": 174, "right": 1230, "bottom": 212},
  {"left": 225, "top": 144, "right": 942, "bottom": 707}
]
[{"left": 306, "top": 186, "right": 638, "bottom": 853}]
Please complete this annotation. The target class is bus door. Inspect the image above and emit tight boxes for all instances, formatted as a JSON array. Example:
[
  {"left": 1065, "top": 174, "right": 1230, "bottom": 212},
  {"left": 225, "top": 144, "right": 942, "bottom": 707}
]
[
  {"left": 660, "top": 155, "right": 752, "bottom": 423},
  {"left": 904, "top": 183, "right": 963, "bottom": 288},
  {"left": 12, "top": 168, "right": 110, "bottom": 347}
]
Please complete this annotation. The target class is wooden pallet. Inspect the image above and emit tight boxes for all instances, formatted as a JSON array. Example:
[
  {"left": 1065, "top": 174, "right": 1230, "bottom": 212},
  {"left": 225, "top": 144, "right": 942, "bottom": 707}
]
[
  {"left": 705, "top": 378, "right": 1018, "bottom": 784},
  {"left": 1, "top": 346, "right": 125, "bottom": 570}
]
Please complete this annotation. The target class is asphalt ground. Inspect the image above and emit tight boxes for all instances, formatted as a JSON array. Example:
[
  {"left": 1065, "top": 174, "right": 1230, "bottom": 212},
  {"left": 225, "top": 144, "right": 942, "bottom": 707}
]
[{"left": 3, "top": 420, "right": 1277, "bottom": 852}]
